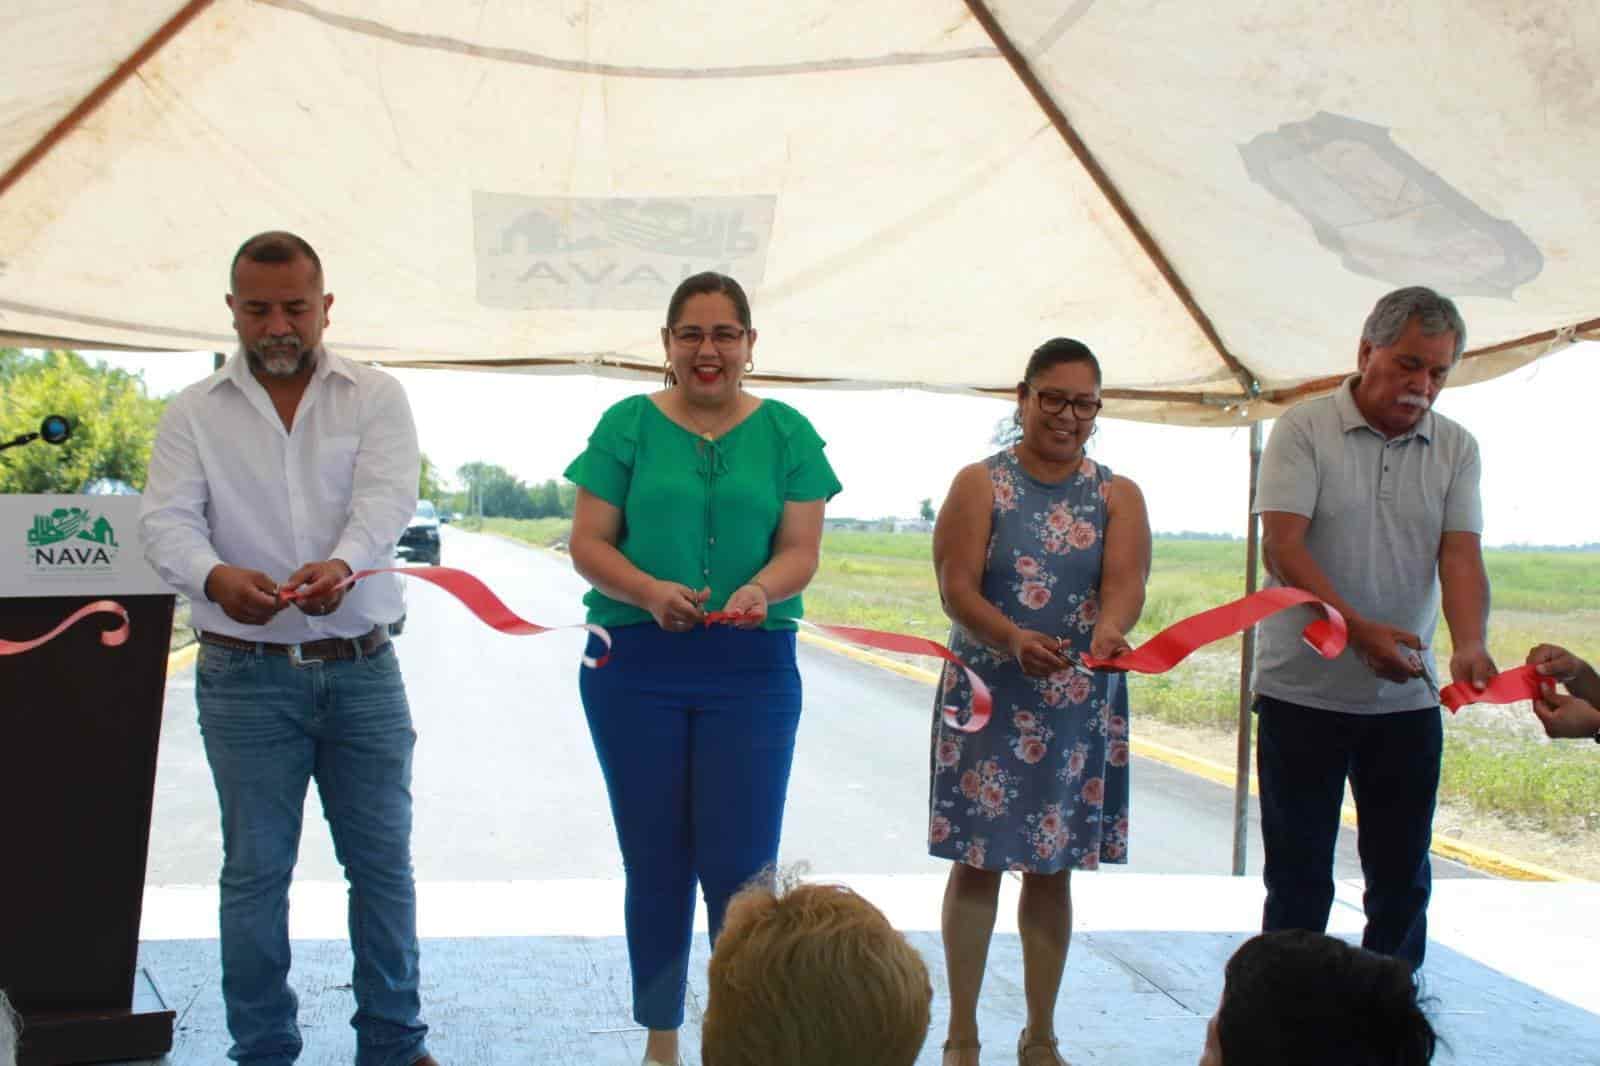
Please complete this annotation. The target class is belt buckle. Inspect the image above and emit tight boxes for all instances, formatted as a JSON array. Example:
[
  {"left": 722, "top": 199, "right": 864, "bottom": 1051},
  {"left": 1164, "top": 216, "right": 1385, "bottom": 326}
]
[{"left": 289, "top": 642, "right": 325, "bottom": 668}]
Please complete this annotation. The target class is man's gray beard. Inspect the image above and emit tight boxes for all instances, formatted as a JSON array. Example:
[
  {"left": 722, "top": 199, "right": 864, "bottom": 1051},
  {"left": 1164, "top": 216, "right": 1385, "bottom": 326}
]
[{"left": 246, "top": 343, "right": 316, "bottom": 379}]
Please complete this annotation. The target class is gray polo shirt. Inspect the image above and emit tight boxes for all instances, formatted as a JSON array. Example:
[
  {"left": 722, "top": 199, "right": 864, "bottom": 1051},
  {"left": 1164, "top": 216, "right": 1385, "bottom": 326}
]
[{"left": 1252, "top": 376, "right": 1483, "bottom": 714}]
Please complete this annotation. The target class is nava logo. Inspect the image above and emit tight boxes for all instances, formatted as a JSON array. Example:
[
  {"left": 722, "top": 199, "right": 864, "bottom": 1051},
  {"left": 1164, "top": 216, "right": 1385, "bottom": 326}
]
[{"left": 26, "top": 506, "right": 120, "bottom": 573}]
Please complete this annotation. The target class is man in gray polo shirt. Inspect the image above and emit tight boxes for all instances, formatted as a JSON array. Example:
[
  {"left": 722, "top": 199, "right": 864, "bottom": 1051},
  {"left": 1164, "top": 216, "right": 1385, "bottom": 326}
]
[{"left": 1252, "top": 285, "right": 1494, "bottom": 969}]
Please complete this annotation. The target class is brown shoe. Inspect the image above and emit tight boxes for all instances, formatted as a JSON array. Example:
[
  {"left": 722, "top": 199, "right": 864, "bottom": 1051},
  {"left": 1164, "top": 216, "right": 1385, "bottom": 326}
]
[
  {"left": 1018, "top": 1029, "right": 1069, "bottom": 1066},
  {"left": 411, "top": 1056, "right": 440, "bottom": 1066}
]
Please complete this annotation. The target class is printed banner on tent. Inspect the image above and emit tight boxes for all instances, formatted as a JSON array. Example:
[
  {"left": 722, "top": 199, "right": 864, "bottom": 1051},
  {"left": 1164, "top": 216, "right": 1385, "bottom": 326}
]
[{"left": 473, "top": 193, "right": 777, "bottom": 310}]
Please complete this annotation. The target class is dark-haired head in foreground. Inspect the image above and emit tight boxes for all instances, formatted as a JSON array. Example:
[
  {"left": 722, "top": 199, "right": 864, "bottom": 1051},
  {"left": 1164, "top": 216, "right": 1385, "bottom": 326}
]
[
  {"left": 703, "top": 879, "right": 932, "bottom": 1066},
  {"left": 0, "top": 987, "right": 19, "bottom": 1066},
  {"left": 1200, "top": 930, "right": 1437, "bottom": 1066}
]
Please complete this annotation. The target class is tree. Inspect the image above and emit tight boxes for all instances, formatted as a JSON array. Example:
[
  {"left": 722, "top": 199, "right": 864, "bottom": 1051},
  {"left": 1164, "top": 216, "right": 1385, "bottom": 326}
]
[
  {"left": 418, "top": 452, "right": 446, "bottom": 504},
  {"left": 456, "top": 461, "right": 496, "bottom": 516},
  {"left": 919, "top": 497, "right": 936, "bottom": 522},
  {"left": 0, "top": 349, "right": 167, "bottom": 494},
  {"left": 482, "top": 474, "right": 535, "bottom": 518},
  {"left": 532, "top": 479, "right": 562, "bottom": 518},
  {"left": 457, "top": 461, "right": 539, "bottom": 518}
]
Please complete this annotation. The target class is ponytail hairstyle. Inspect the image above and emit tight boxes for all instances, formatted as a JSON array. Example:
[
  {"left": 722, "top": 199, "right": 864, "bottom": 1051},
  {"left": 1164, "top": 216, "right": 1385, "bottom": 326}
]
[
  {"left": 1016, "top": 337, "right": 1100, "bottom": 402},
  {"left": 1009, "top": 337, "right": 1104, "bottom": 440}
]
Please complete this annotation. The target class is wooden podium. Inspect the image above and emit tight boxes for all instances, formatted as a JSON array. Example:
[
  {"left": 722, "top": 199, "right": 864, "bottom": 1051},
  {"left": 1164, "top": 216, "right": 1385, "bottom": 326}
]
[{"left": 0, "top": 495, "right": 177, "bottom": 1064}]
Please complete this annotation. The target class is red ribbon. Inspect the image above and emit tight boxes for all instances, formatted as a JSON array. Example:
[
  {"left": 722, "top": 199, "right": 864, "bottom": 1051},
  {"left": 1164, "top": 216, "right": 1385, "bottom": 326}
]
[
  {"left": 282, "top": 566, "right": 612, "bottom": 667},
  {"left": 704, "top": 611, "right": 993, "bottom": 734},
  {"left": 1440, "top": 664, "right": 1551, "bottom": 713},
  {"left": 0, "top": 600, "right": 130, "bottom": 657},
  {"left": 1080, "top": 587, "right": 1347, "bottom": 672},
  {"left": 705, "top": 589, "right": 1347, "bottom": 732}
]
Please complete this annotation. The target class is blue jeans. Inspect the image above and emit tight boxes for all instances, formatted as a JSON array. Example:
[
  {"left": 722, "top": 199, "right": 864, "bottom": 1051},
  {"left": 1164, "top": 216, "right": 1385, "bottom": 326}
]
[
  {"left": 580, "top": 623, "right": 802, "bottom": 1030},
  {"left": 196, "top": 640, "right": 430, "bottom": 1066},
  {"left": 1255, "top": 695, "right": 1442, "bottom": 969}
]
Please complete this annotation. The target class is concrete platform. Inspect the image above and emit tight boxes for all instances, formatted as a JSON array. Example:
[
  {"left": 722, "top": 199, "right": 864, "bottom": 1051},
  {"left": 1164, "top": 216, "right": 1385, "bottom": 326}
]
[{"left": 114, "top": 873, "right": 1600, "bottom": 1065}]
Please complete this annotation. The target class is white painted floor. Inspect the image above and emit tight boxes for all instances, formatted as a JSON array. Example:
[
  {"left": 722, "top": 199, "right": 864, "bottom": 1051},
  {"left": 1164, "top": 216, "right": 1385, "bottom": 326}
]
[{"left": 121, "top": 873, "right": 1600, "bottom": 1065}]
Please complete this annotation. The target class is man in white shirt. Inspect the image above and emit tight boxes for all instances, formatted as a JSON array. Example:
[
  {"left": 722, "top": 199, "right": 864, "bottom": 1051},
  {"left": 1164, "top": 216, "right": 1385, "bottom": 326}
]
[{"left": 141, "top": 232, "right": 438, "bottom": 1066}]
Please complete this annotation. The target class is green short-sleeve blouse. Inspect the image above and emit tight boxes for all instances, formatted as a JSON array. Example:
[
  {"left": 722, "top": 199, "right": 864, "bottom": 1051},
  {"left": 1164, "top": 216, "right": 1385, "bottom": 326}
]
[{"left": 563, "top": 395, "right": 842, "bottom": 630}]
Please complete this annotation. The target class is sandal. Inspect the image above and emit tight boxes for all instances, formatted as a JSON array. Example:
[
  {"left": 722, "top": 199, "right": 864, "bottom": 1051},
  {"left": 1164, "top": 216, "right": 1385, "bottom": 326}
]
[
  {"left": 1018, "top": 1029, "right": 1069, "bottom": 1066},
  {"left": 942, "top": 1037, "right": 981, "bottom": 1066}
]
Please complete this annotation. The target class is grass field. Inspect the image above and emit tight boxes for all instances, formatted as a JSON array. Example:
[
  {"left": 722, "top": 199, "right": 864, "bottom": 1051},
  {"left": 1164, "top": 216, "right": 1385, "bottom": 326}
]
[
  {"left": 460, "top": 515, "right": 572, "bottom": 547},
  {"left": 476, "top": 517, "right": 1600, "bottom": 835}
]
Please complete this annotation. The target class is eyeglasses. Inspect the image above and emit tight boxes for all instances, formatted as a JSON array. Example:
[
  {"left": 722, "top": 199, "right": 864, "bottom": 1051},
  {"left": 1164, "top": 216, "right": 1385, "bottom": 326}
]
[
  {"left": 668, "top": 326, "right": 748, "bottom": 350},
  {"left": 1033, "top": 389, "right": 1103, "bottom": 419}
]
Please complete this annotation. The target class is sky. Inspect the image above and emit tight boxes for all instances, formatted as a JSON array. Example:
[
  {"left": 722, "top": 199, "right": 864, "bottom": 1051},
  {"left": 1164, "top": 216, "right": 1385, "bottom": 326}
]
[{"left": 71, "top": 339, "right": 1600, "bottom": 548}]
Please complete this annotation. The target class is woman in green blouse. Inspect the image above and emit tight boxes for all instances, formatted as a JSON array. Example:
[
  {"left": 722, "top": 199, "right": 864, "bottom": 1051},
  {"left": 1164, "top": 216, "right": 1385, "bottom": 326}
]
[{"left": 565, "top": 272, "right": 841, "bottom": 1066}]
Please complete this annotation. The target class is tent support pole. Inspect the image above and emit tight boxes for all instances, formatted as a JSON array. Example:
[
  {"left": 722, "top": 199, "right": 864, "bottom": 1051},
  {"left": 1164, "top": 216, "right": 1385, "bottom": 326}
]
[
  {"left": 0, "top": 1, "right": 215, "bottom": 201},
  {"left": 1232, "top": 420, "right": 1264, "bottom": 875},
  {"left": 961, "top": 0, "right": 1259, "bottom": 397}
]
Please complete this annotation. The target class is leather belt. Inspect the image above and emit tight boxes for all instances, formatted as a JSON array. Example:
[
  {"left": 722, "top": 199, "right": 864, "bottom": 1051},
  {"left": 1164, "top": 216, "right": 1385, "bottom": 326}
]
[{"left": 198, "top": 625, "right": 390, "bottom": 666}]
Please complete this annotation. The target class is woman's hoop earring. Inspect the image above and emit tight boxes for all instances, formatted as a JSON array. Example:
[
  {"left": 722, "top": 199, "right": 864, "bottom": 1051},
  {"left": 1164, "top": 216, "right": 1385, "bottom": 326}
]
[
  {"left": 744, "top": 357, "right": 755, "bottom": 373},
  {"left": 663, "top": 359, "right": 677, "bottom": 388}
]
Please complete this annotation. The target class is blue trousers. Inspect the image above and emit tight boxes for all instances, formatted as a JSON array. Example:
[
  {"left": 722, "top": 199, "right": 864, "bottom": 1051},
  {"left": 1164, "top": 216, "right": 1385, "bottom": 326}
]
[
  {"left": 196, "top": 640, "right": 429, "bottom": 1066},
  {"left": 580, "top": 623, "right": 802, "bottom": 1029},
  {"left": 1255, "top": 695, "right": 1442, "bottom": 969}
]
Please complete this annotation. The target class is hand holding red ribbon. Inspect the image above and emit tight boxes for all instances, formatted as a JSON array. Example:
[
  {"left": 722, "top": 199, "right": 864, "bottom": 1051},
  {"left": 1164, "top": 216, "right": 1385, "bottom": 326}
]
[
  {"left": 705, "top": 610, "right": 994, "bottom": 734},
  {"left": 280, "top": 566, "right": 612, "bottom": 667},
  {"left": 1439, "top": 664, "right": 1552, "bottom": 713},
  {"left": 1079, "top": 587, "right": 1347, "bottom": 672}
]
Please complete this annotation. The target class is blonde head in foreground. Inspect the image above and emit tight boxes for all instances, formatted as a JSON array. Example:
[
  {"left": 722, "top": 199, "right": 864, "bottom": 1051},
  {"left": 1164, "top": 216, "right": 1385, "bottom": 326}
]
[{"left": 703, "top": 878, "right": 932, "bottom": 1066}]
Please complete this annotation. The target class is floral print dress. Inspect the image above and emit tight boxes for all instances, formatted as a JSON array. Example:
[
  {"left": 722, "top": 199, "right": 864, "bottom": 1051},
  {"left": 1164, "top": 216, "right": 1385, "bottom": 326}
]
[{"left": 928, "top": 448, "right": 1131, "bottom": 873}]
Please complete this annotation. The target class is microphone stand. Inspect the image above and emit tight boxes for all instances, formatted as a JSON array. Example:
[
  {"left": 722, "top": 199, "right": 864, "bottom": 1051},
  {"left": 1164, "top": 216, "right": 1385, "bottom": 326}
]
[{"left": 0, "top": 431, "right": 43, "bottom": 452}]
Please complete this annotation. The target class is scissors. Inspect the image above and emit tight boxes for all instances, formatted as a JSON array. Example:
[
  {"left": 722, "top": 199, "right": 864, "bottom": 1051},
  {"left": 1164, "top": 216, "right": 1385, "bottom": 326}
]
[
  {"left": 1055, "top": 637, "right": 1095, "bottom": 675},
  {"left": 1405, "top": 647, "right": 1440, "bottom": 704}
]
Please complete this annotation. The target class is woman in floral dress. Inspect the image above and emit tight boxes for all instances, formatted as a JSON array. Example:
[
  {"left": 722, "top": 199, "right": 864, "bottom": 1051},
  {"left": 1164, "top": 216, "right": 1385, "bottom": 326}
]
[{"left": 929, "top": 338, "right": 1151, "bottom": 1066}]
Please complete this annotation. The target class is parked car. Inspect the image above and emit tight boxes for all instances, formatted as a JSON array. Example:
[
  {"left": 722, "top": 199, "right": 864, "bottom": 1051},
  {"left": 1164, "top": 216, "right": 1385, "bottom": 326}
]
[{"left": 397, "top": 499, "right": 442, "bottom": 566}]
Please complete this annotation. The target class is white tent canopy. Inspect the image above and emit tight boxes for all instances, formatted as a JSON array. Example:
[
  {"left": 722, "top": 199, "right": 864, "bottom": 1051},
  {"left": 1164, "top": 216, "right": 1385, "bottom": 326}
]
[{"left": 2, "top": 0, "right": 1596, "bottom": 424}]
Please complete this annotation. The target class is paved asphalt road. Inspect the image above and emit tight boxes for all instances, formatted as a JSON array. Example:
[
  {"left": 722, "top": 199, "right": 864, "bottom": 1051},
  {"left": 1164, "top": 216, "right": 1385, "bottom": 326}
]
[{"left": 145, "top": 526, "right": 1478, "bottom": 885}]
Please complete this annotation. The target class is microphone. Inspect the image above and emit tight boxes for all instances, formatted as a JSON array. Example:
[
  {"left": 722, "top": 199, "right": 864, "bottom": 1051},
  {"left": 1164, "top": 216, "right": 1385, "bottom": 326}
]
[
  {"left": 40, "top": 414, "right": 71, "bottom": 444},
  {"left": 0, "top": 414, "right": 73, "bottom": 453}
]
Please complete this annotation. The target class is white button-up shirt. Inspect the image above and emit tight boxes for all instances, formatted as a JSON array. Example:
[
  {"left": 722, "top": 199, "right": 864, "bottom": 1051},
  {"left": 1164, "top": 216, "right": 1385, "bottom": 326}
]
[{"left": 140, "top": 348, "right": 419, "bottom": 642}]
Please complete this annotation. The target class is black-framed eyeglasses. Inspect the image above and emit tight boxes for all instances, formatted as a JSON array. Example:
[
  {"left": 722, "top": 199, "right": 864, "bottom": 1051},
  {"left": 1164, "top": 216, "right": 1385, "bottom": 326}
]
[
  {"left": 668, "top": 326, "right": 748, "bottom": 350},
  {"left": 1033, "top": 389, "right": 1103, "bottom": 419}
]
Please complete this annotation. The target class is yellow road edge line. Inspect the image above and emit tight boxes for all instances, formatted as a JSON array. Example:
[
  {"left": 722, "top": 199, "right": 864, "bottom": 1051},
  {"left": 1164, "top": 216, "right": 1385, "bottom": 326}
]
[
  {"left": 797, "top": 629, "right": 942, "bottom": 684},
  {"left": 167, "top": 640, "right": 198, "bottom": 674},
  {"left": 799, "top": 631, "right": 1578, "bottom": 883},
  {"left": 1426, "top": 836, "right": 1575, "bottom": 882},
  {"left": 1131, "top": 737, "right": 1576, "bottom": 882},
  {"left": 1129, "top": 736, "right": 1254, "bottom": 792}
]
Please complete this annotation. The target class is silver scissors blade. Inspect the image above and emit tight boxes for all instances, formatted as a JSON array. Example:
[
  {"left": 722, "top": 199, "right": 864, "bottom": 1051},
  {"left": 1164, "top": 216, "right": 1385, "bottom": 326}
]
[
  {"left": 1056, "top": 639, "right": 1094, "bottom": 675},
  {"left": 1399, "top": 643, "right": 1439, "bottom": 703}
]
